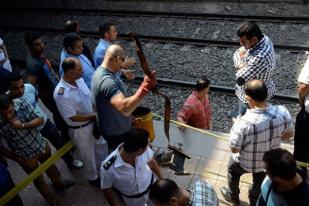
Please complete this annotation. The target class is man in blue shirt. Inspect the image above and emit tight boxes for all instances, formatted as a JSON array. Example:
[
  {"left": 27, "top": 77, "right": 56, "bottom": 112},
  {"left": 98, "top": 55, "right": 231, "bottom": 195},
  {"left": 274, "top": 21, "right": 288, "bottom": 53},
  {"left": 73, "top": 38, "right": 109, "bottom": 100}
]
[
  {"left": 60, "top": 33, "right": 95, "bottom": 89},
  {"left": 93, "top": 23, "right": 135, "bottom": 80}
]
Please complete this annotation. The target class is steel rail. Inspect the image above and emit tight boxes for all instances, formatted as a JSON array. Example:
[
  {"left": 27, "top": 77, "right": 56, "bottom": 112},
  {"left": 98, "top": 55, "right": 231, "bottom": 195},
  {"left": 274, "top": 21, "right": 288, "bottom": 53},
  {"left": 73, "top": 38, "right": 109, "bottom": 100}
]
[
  {"left": 0, "top": 6, "right": 309, "bottom": 23},
  {"left": 1, "top": 25, "right": 308, "bottom": 51},
  {"left": 10, "top": 59, "right": 298, "bottom": 103}
]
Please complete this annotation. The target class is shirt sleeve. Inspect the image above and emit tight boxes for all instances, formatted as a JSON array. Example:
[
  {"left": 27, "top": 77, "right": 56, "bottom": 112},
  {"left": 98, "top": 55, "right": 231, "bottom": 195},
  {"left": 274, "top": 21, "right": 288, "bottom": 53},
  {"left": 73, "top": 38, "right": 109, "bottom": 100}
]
[
  {"left": 54, "top": 94, "right": 76, "bottom": 119},
  {"left": 177, "top": 98, "right": 194, "bottom": 123},
  {"left": 279, "top": 106, "right": 294, "bottom": 130},
  {"left": 99, "top": 77, "right": 122, "bottom": 99},
  {"left": 298, "top": 57, "right": 309, "bottom": 84},
  {"left": 237, "top": 54, "right": 267, "bottom": 82},
  {"left": 21, "top": 100, "right": 41, "bottom": 120},
  {"left": 229, "top": 119, "right": 246, "bottom": 149},
  {"left": 0, "top": 38, "right": 3, "bottom": 46},
  {"left": 100, "top": 169, "right": 113, "bottom": 189},
  {"left": 144, "top": 146, "right": 154, "bottom": 163}
]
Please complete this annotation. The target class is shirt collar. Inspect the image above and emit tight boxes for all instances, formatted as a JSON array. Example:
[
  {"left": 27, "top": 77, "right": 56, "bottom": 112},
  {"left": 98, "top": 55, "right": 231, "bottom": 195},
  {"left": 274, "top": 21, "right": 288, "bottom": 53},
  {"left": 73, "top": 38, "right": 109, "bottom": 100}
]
[
  {"left": 248, "top": 35, "right": 266, "bottom": 54},
  {"left": 114, "top": 143, "right": 133, "bottom": 168},
  {"left": 100, "top": 39, "right": 111, "bottom": 46},
  {"left": 60, "top": 78, "right": 78, "bottom": 90}
]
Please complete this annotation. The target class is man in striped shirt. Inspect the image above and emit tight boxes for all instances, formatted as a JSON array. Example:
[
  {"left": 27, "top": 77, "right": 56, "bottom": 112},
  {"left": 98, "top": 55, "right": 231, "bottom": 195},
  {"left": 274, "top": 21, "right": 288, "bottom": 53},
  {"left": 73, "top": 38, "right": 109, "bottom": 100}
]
[
  {"left": 229, "top": 21, "right": 276, "bottom": 119},
  {"left": 221, "top": 80, "right": 294, "bottom": 206}
]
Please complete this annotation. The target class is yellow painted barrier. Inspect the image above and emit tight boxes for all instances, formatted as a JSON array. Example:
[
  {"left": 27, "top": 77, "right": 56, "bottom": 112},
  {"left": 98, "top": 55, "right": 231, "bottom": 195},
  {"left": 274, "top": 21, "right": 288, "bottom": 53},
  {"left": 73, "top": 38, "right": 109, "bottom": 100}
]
[
  {"left": 152, "top": 112, "right": 309, "bottom": 168},
  {"left": 0, "top": 141, "right": 74, "bottom": 206}
]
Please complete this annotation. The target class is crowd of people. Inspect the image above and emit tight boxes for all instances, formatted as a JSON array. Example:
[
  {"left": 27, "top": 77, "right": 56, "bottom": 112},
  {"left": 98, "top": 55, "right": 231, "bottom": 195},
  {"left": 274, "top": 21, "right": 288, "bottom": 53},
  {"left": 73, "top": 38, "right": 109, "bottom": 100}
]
[{"left": 0, "top": 19, "right": 308, "bottom": 206}]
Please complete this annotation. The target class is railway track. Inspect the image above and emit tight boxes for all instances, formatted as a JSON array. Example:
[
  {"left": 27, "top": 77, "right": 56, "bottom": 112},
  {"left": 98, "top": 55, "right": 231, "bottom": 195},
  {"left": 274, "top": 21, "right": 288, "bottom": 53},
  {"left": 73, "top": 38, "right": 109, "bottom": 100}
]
[
  {"left": 1, "top": 7, "right": 309, "bottom": 23},
  {"left": 1, "top": 25, "right": 308, "bottom": 52},
  {"left": 10, "top": 59, "right": 298, "bottom": 103}
]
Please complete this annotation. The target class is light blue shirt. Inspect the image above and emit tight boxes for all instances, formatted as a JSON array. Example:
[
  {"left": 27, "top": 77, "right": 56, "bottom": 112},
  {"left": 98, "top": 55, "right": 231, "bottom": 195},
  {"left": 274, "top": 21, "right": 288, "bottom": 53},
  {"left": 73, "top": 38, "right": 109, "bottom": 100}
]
[
  {"left": 20, "top": 83, "right": 48, "bottom": 129},
  {"left": 60, "top": 50, "right": 95, "bottom": 89},
  {"left": 93, "top": 39, "right": 110, "bottom": 69}
]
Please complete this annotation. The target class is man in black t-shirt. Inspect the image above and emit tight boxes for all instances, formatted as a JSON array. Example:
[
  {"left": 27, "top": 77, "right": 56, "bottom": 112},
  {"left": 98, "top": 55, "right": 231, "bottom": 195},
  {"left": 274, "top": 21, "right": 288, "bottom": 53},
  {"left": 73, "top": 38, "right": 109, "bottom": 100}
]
[
  {"left": 258, "top": 148, "right": 309, "bottom": 206},
  {"left": 24, "top": 33, "right": 83, "bottom": 169}
]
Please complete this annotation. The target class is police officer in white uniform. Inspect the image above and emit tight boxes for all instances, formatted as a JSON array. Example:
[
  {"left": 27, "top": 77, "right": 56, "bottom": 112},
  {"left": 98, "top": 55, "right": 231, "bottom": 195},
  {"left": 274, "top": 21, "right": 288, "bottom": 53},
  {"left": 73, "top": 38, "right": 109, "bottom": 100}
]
[
  {"left": 100, "top": 128, "right": 162, "bottom": 206},
  {"left": 54, "top": 57, "right": 100, "bottom": 187}
]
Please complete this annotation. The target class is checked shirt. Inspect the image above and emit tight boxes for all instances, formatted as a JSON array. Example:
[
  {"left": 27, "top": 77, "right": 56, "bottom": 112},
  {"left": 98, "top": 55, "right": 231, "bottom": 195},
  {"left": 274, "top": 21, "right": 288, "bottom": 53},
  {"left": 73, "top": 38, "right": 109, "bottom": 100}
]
[
  {"left": 177, "top": 91, "right": 211, "bottom": 129},
  {"left": 230, "top": 104, "right": 293, "bottom": 173},
  {"left": 234, "top": 35, "right": 276, "bottom": 103},
  {"left": 0, "top": 98, "right": 47, "bottom": 159},
  {"left": 187, "top": 180, "right": 219, "bottom": 206}
]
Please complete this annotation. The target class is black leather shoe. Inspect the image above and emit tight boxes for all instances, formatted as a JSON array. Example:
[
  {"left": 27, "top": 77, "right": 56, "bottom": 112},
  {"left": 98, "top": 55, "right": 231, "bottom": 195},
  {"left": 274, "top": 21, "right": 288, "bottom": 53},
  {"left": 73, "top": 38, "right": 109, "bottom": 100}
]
[
  {"left": 220, "top": 187, "right": 240, "bottom": 206},
  {"left": 88, "top": 177, "right": 101, "bottom": 188}
]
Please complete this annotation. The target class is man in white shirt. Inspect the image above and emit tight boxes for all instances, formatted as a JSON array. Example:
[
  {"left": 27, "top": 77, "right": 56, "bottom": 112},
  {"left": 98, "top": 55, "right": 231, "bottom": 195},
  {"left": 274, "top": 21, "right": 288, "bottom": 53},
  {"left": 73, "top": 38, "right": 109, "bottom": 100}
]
[
  {"left": 54, "top": 57, "right": 101, "bottom": 187},
  {"left": 100, "top": 128, "right": 162, "bottom": 206},
  {"left": 294, "top": 56, "right": 309, "bottom": 174}
]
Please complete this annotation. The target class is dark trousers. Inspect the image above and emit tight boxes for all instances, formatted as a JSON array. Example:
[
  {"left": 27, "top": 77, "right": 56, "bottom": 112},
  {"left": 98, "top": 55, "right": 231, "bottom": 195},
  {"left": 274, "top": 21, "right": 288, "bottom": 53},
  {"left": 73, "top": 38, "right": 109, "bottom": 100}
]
[
  {"left": 229, "top": 100, "right": 248, "bottom": 119},
  {"left": 0, "top": 165, "right": 23, "bottom": 206},
  {"left": 227, "top": 157, "right": 266, "bottom": 206},
  {"left": 40, "top": 119, "right": 73, "bottom": 166},
  {"left": 40, "top": 96, "right": 71, "bottom": 143},
  {"left": 19, "top": 146, "right": 62, "bottom": 204},
  {"left": 294, "top": 108, "right": 309, "bottom": 174}
]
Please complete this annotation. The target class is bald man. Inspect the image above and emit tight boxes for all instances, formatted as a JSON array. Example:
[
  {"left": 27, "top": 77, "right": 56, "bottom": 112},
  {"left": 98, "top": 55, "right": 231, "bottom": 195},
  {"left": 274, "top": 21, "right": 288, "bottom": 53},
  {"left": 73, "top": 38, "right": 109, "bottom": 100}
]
[
  {"left": 54, "top": 57, "right": 101, "bottom": 187},
  {"left": 91, "top": 44, "right": 157, "bottom": 151},
  {"left": 220, "top": 80, "right": 294, "bottom": 206}
]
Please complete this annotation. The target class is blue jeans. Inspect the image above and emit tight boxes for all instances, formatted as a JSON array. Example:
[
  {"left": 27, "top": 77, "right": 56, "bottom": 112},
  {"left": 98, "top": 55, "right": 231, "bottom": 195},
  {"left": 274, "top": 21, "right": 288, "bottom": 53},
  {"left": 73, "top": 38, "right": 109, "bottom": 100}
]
[{"left": 229, "top": 100, "right": 248, "bottom": 119}]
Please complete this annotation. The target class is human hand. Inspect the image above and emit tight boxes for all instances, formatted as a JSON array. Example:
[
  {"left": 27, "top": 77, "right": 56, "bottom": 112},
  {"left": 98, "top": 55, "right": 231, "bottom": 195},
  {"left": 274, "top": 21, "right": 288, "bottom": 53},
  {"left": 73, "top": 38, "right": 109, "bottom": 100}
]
[
  {"left": 9, "top": 118, "right": 24, "bottom": 129},
  {"left": 122, "top": 56, "right": 136, "bottom": 68},
  {"left": 122, "top": 69, "right": 135, "bottom": 80},
  {"left": 141, "top": 70, "right": 157, "bottom": 91}
]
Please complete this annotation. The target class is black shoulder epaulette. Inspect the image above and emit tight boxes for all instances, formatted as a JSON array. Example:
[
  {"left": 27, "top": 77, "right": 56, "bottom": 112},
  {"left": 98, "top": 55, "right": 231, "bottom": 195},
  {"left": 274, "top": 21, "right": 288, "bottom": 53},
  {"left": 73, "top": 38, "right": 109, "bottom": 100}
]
[
  {"left": 58, "top": 87, "right": 65, "bottom": 95},
  {"left": 103, "top": 155, "right": 117, "bottom": 170}
]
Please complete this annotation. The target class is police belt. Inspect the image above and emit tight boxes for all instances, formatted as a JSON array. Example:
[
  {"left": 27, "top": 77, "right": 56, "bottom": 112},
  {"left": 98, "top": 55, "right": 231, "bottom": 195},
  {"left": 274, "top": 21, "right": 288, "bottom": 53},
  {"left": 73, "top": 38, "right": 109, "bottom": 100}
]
[
  {"left": 114, "top": 174, "right": 154, "bottom": 199},
  {"left": 67, "top": 121, "right": 93, "bottom": 129}
]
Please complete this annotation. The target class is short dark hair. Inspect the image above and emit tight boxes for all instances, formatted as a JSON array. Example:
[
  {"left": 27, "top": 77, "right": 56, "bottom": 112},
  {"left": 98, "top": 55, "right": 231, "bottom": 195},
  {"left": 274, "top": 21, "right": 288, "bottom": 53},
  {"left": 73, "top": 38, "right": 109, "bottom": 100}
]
[
  {"left": 99, "top": 23, "right": 115, "bottom": 38},
  {"left": 0, "top": 94, "right": 12, "bottom": 111},
  {"left": 24, "top": 32, "right": 41, "bottom": 47},
  {"left": 237, "top": 21, "right": 263, "bottom": 41},
  {"left": 62, "top": 58, "right": 77, "bottom": 73},
  {"left": 64, "top": 20, "right": 79, "bottom": 33},
  {"left": 63, "top": 33, "right": 82, "bottom": 50},
  {"left": 123, "top": 128, "right": 149, "bottom": 153},
  {"left": 149, "top": 179, "right": 180, "bottom": 203},
  {"left": 8, "top": 71, "right": 23, "bottom": 85},
  {"left": 244, "top": 80, "right": 268, "bottom": 102},
  {"left": 195, "top": 76, "right": 210, "bottom": 91},
  {"left": 263, "top": 148, "right": 296, "bottom": 181}
]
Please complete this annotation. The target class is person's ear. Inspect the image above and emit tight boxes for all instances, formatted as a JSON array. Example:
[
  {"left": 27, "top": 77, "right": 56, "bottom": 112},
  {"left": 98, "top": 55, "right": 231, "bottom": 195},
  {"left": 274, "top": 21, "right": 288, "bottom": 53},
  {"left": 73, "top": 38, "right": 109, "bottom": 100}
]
[
  {"left": 251, "top": 36, "right": 258, "bottom": 45},
  {"left": 169, "top": 197, "right": 178, "bottom": 206}
]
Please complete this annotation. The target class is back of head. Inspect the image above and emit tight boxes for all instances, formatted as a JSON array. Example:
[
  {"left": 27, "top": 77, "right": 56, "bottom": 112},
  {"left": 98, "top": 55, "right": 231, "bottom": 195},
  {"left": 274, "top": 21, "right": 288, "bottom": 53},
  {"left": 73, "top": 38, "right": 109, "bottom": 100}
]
[
  {"left": 62, "top": 57, "right": 77, "bottom": 73},
  {"left": 105, "top": 44, "right": 124, "bottom": 59},
  {"left": 123, "top": 128, "right": 149, "bottom": 153},
  {"left": 8, "top": 71, "right": 22, "bottom": 85},
  {"left": 263, "top": 148, "right": 296, "bottom": 181},
  {"left": 99, "top": 23, "right": 114, "bottom": 38},
  {"left": 195, "top": 76, "right": 210, "bottom": 91},
  {"left": 64, "top": 20, "right": 79, "bottom": 33},
  {"left": 244, "top": 80, "right": 267, "bottom": 102},
  {"left": 0, "top": 93, "right": 12, "bottom": 111},
  {"left": 149, "top": 179, "right": 180, "bottom": 204},
  {"left": 63, "top": 33, "right": 82, "bottom": 50},
  {"left": 237, "top": 21, "right": 263, "bottom": 41},
  {"left": 24, "top": 32, "right": 41, "bottom": 47}
]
